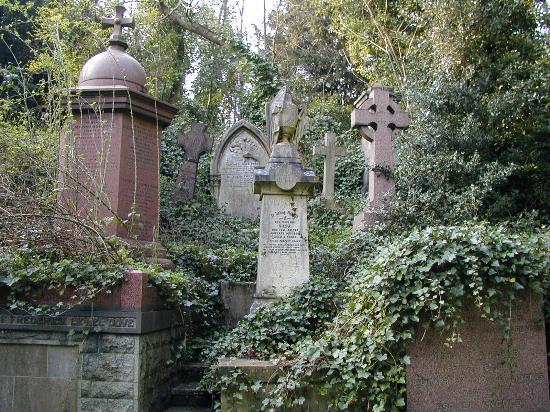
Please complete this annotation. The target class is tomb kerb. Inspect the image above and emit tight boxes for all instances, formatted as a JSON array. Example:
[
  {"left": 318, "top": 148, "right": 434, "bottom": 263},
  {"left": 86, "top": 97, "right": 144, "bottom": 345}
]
[
  {"left": 60, "top": 6, "right": 178, "bottom": 252},
  {"left": 252, "top": 87, "right": 317, "bottom": 308}
]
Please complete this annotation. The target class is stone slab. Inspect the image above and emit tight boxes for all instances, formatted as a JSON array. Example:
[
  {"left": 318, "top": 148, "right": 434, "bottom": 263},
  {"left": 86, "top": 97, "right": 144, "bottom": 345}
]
[
  {"left": 217, "top": 358, "right": 331, "bottom": 412},
  {"left": 211, "top": 121, "right": 270, "bottom": 220},
  {"left": 406, "top": 294, "right": 550, "bottom": 412},
  {"left": 220, "top": 281, "right": 255, "bottom": 327},
  {"left": 255, "top": 194, "right": 310, "bottom": 300},
  {"left": 13, "top": 376, "right": 78, "bottom": 412}
]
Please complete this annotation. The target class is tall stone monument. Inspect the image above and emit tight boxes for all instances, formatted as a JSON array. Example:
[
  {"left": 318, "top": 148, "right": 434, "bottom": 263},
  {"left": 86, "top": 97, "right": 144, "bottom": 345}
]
[
  {"left": 210, "top": 120, "right": 270, "bottom": 220},
  {"left": 172, "top": 122, "right": 212, "bottom": 201},
  {"left": 351, "top": 85, "right": 409, "bottom": 230},
  {"left": 313, "top": 131, "right": 346, "bottom": 200},
  {"left": 252, "top": 87, "right": 317, "bottom": 307},
  {"left": 60, "top": 5, "right": 178, "bottom": 248}
]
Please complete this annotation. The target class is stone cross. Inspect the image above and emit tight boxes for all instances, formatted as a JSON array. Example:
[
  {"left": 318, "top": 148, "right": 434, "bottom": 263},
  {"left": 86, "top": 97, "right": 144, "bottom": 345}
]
[
  {"left": 173, "top": 122, "right": 213, "bottom": 201},
  {"left": 101, "top": 6, "right": 135, "bottom": 37},
  {"left": 351, "top": 85, "right": 409, "bottom": 226},
  {"left": 313, "top": 131, "right": 346, "bottom": 199}
]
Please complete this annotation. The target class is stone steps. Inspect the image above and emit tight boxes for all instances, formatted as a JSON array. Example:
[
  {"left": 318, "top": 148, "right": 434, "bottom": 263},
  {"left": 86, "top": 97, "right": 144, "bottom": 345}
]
[{"left": 164, "top": 363, "right": 212, "bottom": 411}]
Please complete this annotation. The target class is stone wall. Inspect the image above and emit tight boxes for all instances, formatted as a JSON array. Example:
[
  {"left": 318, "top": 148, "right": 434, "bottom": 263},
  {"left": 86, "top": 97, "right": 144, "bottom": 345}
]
[{"left": 0, "top": 327, "right": 182, "bottom": 412}]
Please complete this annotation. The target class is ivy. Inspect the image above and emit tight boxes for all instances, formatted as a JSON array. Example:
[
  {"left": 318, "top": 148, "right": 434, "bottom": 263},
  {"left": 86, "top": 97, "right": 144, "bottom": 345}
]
[{"left": 208, "top": 222, "right": 549, "bottom": 410}]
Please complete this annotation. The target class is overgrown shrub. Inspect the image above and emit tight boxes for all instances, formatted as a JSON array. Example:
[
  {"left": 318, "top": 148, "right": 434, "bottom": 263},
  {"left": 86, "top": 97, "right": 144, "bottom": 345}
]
[{"left": 210, "top": 222, "right": 548, "bottom": 411}]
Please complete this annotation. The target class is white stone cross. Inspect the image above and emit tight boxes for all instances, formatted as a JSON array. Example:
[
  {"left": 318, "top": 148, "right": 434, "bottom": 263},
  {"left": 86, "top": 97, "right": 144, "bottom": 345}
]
[{"left": 313, "top": 131, "right": 346, "bottom": 199}]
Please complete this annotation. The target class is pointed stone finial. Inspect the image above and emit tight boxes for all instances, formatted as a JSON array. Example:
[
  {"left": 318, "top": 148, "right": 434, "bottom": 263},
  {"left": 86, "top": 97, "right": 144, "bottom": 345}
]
[{"left": 101, "top": 5, "right": 135, "bottom": 49}]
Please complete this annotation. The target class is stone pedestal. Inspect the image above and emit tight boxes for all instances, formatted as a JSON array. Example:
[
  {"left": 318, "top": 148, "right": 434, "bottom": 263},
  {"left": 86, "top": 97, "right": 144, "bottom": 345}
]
[
  {"left": 0, "top": 271, "right": 182, "bottom": 412},
  {"left": 60, "top": 87, "right": 178, "bottom": 243},
  {"left": 251, "top": 143, "right": 317, "bottom": 308}
]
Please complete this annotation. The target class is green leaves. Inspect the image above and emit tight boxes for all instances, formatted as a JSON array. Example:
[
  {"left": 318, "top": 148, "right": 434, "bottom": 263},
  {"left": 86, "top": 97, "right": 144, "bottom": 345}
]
[{"left": 210, "top": 222, "right": 548, "bottom": 411}]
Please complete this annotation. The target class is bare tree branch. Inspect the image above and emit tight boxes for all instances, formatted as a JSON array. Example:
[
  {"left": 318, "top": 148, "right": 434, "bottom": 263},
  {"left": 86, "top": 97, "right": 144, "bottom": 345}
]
[{"left": 156, "top": 1, "right": 224, "bottom": 46}]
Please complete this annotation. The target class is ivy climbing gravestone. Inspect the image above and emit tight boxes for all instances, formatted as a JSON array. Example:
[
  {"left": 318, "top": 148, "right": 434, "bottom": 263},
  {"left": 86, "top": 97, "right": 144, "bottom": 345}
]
[
  {"left": 351, "top": 85, "right": 409, "bottom": 230},
  {"left": 210, "top": 120, "right": 270, "bottom": 219},
  {"left": 251, "top": 87, "right": 317, "bottom": 308},
  {"left": 407, "top": 293, "right": 550, "bottom": 411},
  {"left": 173, "top": 122, "right": 212, "bottom": 201}
]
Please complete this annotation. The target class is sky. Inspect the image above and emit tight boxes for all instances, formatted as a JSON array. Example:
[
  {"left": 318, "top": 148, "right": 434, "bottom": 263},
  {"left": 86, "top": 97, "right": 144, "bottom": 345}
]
[{"left": 234, "top": 0, "right": 276, "bottom": 47}]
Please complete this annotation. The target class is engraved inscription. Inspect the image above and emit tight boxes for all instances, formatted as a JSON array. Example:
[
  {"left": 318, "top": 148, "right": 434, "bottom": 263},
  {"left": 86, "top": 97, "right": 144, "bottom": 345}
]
[
  {"left": 0, "top": 313, "right": 137, "bottom": 329},
  {"left": 261, "top": 210, "right": 307, "bottom": 256}
]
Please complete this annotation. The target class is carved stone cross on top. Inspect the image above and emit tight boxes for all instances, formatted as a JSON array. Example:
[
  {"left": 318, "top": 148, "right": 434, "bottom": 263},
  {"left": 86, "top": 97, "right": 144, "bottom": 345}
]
[
  {"left": 313, "top": 131, "right": 346, "bottom": 200},
  {"left": 173, "top": 123, "right": 213, "bottom": 201},
  {"left": 351, "top": 85, "right": 409, "bottom": 227},
  {"left": 101, "top": 5, "right": 134, "bottom": 47}
]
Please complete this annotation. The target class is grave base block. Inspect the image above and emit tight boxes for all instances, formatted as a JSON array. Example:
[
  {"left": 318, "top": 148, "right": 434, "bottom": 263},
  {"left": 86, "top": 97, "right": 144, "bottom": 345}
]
[
  {"left": 406, "top": 293, "right": 550, "bottom": 412},
  {"left": 218, "top": 359, "right": 331, "bottom": 411},
  {"left": 0, "top": 270, "right": 183, "bottom": 412}
]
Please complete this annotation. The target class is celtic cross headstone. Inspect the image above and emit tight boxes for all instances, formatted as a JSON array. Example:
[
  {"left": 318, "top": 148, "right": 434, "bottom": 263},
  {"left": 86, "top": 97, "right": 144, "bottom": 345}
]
[
  {"left": 351, "top": 85, "right": 409, "bottom": 229},
  {"left": 173, "top": 122, "right": 213, "bottom": 201}
]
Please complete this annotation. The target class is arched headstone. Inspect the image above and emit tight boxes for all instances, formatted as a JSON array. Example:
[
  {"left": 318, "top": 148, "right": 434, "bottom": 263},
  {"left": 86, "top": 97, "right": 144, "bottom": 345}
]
[{"left": 210, "top": 121, "right": 270, "bottom": 219}]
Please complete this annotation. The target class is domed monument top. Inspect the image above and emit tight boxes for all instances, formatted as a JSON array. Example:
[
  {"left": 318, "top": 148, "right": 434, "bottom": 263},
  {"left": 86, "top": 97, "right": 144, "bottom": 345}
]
[{"left": 77, "top": 5, "right": 147, "bottom": 93}]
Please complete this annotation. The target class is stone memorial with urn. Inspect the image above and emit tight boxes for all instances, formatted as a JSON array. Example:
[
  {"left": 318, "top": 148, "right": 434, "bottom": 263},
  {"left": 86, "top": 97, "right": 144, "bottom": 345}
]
[
  {"left": 59, "top": 6, "right": 178, "bottom": 260},
  {"left": 251, "top": 86, "right": 318, "bottom": 308}
]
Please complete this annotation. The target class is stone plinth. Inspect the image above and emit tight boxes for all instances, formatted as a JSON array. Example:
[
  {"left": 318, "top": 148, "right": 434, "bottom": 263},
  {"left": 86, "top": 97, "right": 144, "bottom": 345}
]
[
  {"left": 0, "top": 270, "right": 182, "bottom": 412},
  {"left": 221, "top": 281, "right": 255, "bottom": 327},
  {"left": 60, "top": 86, "right": 178, "bottom": 242},
  {"left": 252, "top": 143, "right": 317, "bottom": 307},
  {"left": 218, "top": 359, "right": 330, "bottom": 411},
  {"left": 407, "top": 293, "right": 550, "bottom": 411},
  {"left": 210, "top": 121, "right": 270, "bottom": 220}
]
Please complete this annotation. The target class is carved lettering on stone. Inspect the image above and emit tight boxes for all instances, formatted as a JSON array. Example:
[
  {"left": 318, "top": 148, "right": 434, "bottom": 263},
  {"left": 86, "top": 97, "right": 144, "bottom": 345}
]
[{"left": 210, "top": 121, "right": 270, "bottom": 220}]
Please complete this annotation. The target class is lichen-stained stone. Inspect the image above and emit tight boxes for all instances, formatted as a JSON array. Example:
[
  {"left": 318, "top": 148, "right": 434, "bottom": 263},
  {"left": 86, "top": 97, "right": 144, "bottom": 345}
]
[
  {"left": 80, "top": 398, "right": 134, "bottom": 412},
  {"left": 80, "top": 380, "right": 134, "bottom": 399},
  {"left": 81, "top": 353, "right": 135, "bottom": 382},
  {"left": 100, "top": 334, "right": 136, "bottom": 354},
  {"left": 211, "top": 120, "right": 270, "bottom": 220}
]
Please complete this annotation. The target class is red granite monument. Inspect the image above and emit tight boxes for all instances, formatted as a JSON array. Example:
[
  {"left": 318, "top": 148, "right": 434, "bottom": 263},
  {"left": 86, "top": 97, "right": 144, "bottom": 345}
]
[
  {"left": 60, "top": 5, "right": 178, "bottom": 246},
  {"left": 351, "top": 86, "right": 409, "bottom": 230}
]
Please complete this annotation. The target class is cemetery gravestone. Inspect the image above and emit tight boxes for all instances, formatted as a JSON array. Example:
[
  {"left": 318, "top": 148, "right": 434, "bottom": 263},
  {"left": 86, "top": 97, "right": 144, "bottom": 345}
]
[
  {"left": 351, "top": 85, "right": 409, "bottom": 230},
  {"left": 313, "top": 131, "right": 346, "bottom": 200},
  {"left": 407, "top": 293, "right": 550, "bottom": 411},
  {"left": 252, "top": 87, "right": 317, "bottom": 307},
  {"left": 1, "top": 8, "right": 184, "bottom": 412},
  {"left": 173, "top": 122, "right": 213, "bottom": 201},
  {"left": 60, "top": 5, "right": 178, "bottom": 244},
  {"left": 210, "top": 120, "right": 270, "bottom": 220}
]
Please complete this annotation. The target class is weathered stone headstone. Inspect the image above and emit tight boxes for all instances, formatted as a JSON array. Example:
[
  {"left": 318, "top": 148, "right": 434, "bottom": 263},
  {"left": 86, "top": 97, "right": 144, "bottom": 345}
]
[
  {"left": 407, "top": 294, "right": 550, "bottom": 411},
  {"left": 172, "top": 122, "right": 212, "bottom": 201},
  {"left": 351, "top": 85, "right": 409, "bottom": 230},
  {"left": 252, "top": 87, "right": 317, "bottom": 308},
  {"left": 210, "top": 120, "right": 270, "bottom": 219},
  {"left": 60, "top": 5, "right": 178, "bottom": 246},
  {"left": 361, "top": 138, "right": 370, "bottom": 195},
  {"left": 313, "top": 131, "right": 346, "bottom": 200}
]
